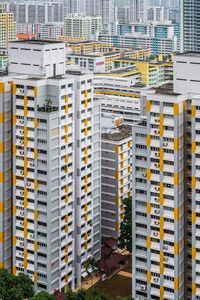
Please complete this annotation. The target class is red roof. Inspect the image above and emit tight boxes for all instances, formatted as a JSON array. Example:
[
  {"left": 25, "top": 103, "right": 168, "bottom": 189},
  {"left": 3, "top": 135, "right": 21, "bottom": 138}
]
[
  {"left": 104, "top": 237, "right": 118, "bottom": 249},
  {"left": 101, "top": 246, "right": 112, "bottom": 258},
  {"left": 96, "top": 253, "right": 126, "bottom": 273}
]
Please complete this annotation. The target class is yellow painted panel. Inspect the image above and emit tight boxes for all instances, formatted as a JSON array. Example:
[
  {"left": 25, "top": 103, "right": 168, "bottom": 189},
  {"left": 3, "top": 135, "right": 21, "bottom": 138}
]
[
  {"left": 160, "top": 148, "right": 164, "bottom": 158},
  {"left": 34, "top": 272, "right": 37, "bottom": 282},
  {"left": 34, "top": 179, "right": 38, "bottom": 190},
  {"left": 115, "top": 197, "right": 120, "bottom": 205},
  {"left": 13, "top": 145, "right": 16, "bottom": 155},
  {"left": 34, "top": 241, "right": 38, "bottom": 252},
  {"left": 12, "top": 266, "right": 16, "bottom": 275},
  {"left": 192, "top": 176, "right": 196, "bottom": 189},
  {"left": 146, "top": 135, "right": 151, "bottom": 146},
  {"left": 65, "top": 95, "right": 68, "bottom": 103},
  {"left": 160, "top": 227, "right": 164, "bottom": 240},
  {"left": 192, "top": 247, "right": 196, "bottom": 260},
  {"left": 174, "top": 243, "right": 179, "bottom": 255},
  {"left": 146, "top": 236, "right": 151, "bottom": 248},
  {"left": 160, "top": 182, "right": 164, "bottom": 194},
  {"left": 146, "top": 169, "right": 151, "bottom": 180},
  {"left": 174, "top": 173, "right": 179, "bottom": 186},
  {"left": 174, "top": 103, "right": 179, "bottom": 116},
  {"left": 159, "top": 113, "right": 164, "bottom": 124},
  {"left": 65, "top": 125, "right": 69, "bottom": 134},
  {"left": 84, "top": 147, "right": 88, "bottom": 155},
  {"left": 24, "top": 187, "right": 28, "bottom": 198},
  {"left": 0, "top": 232, "right": 4, "bottom": 242},
  {"left": 34, "top": 118, "right": 38, "bottom": 129},
  {"left": 0, "top": 82, "right": 5, "bottom": 93},
  {"left": 146, "top": 202, "right": 151, "bottom": 215},
  {"left": 34, "top": 149, "right": 38, "bottom": 159},
  {"left": 13, "top": 205, "right": 16, "bottom": 216},
  {"left": 147, "top": 271, "right": 151, "bottom": 283},
  {"left": 0, "top": 143, "right": 4, "bottom": 153},
  {"left": 65, "top": 195, "right": 68, "bottom": 204},
  {"left": 159, "top": 124, "right": 164, "bottom": 137},
  {"left": 24, "top": 157, "right": 28, "bottom": 168},
  {"left": 191, "top": 105, "right": 196, "bottom": 118},
  {"left": 192, "top": 211, "right": 196, "bottom": 224},
  {"left": 146, "top": 100, "right": 151, "bottom": 112},
  {"left": 84, "top": 119, "right": 88, "bottom": 126},
  {"left": 34, "top": 86, "right": 38, "bottom": 97},
  {"left": 12, "top": 114, "right": 16, "bottom": 125},
  {"left": 0, "top": 113, "right": 4, "bottom": 123},
  {"left": 160, "top": 216, "right": 164, "bottom": 227},
  {"left": 160, "top": 196, "right": 164, "bottom": 205},
  {"left": 24, "top": 107, "right": 28, "bottom": 117},
  {"left": 0, "top": 262, "right": 4, "bottom": 268},
  {"left": 115, "top": 145, "right": 119, "bottom": 153},
  {"left": 174, "top": 278, "right": 179, "bottom": 290},
  {"left": 34, "top": 211, "right": 38, "bottom": 221},
  {"left": 12, "top": 84, "right": 16, "bottom": 95},
  {"left": 0, "top": 202, "right": 4, "bottom": 213},
  {"left": 12, "top": 235, "right": 16, "bottom": 246},
  {"left": 24, "top": 95, "right": 28, "bottom": 105},
  {"left": 174, "top": 138, "right": 179, "bottom": 151},
  {"left": 192, "top": 141, "right": 196, "bottom": 153},
  {"left": 84, "top": 99, "right": 88, "bottom": 108},
  {"left": 84, "top": 128, "right": 88, "bottom": 136},
  {"left": 174, "top": 208, "right": 179, "bottom": 220},
  {"left": 192, "top": 283, "right": 196, "bottom": 295}
]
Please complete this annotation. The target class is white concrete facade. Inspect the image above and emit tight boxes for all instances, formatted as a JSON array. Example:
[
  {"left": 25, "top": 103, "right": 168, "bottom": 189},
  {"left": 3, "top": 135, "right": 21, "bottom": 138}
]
[{"left": 8, "top": 40, "right": 65, "bottom": 77}]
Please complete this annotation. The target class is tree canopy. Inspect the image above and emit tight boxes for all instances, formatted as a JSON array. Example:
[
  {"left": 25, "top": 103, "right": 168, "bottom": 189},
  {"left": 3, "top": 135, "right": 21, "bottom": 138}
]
[
  {"left": 0, "top": 269, "right": 34, "bottom": 300},
  {"left": 118, "top": 197, "right": 132, "bottom": 253},
  {"left": 0, "top": 268, "right": 132, "bottom": 300},
  {"left": 30, "top": 291, "right": 57, "bottom": 300}
]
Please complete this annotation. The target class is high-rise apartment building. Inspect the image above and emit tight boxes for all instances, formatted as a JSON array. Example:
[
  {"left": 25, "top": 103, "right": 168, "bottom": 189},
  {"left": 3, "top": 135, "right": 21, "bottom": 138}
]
[
  {"left": 132, "top": 83, "right": 185, "bottom": 300},
  {"left": 180, "top": 0, "right": 200, "bottom": 52},
  {"left": 102, "top": 0, "right": 114, "bottom": 25},
  {"left": 6, "top": 39, "right": 101, "bottom": 293},
  {"left": 132, "top": 52, "right": 200, "bottom": 300},
  {"left": 129, "top": 0, "right": 148, "bottom": 22},
  {"left": 3, "top": 1, "right": 63, "bottom": 24},
  {"left": 0, "top": 4, "right": 16, "bottom": 48},
  {"left": 64, "top": 14, "right": 102, "bottom": 39},
  {"left": 101, "top": 121, "right": 132, "bottom": 239},
  {"left": 0, "top": 75, "right": 12, "bottom": 271}
]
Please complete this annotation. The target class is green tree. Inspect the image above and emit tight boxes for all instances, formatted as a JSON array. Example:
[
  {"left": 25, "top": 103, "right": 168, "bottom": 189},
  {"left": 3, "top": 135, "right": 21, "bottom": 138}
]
[
  {"left": 86, "top": 289, "right": 109, "bottom": 300},
  {"left": 30, "top": 291, "right": 56, "bottom": 300},
  {"left": 16, "top": 272, "right": 34, "bottom": 299},
  {"left": 118, "top": 197, "right": 132, "bottom": 253},
  {"left": 0, "top": 269, "right": 34, "bottom": 300},
  {"left": 64, "top": 289, "right": 77, "bottom": 300}
]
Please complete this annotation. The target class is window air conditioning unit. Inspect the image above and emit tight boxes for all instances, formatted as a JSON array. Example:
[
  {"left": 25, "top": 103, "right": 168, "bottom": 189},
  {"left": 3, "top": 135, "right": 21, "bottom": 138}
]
[{"left": 164, "top": 257, "right": 168, "bottom": 262}]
